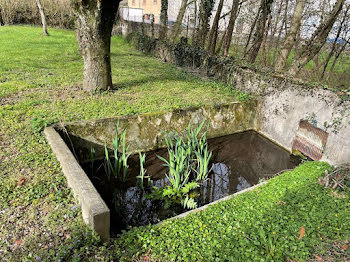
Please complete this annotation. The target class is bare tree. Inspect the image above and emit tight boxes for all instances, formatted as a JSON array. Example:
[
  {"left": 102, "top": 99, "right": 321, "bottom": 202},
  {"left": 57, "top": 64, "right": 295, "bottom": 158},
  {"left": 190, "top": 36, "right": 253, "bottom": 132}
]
[
  {"left": 72, "top": 0, "right": 120, "bottom": 92},
  {"left": 243, "top": 7, "right": 260, "bottom": 57},
  {"left": 222, "top": 0, "right": 240, "bottom": 56},
  {"left": 321, "top": 4, "right": 350, "bottom": 79},
  {"left": 260, "top": 12, "right": 271, "bottom": 65},
  {"left": 329, "top": 39, "right": 348, "bottom": 74},
  {"left": 288, "top": 0, "right": 345, "bottom": 76},
  {"left": 272, "top": 0, "right": 288, "bottom": 64},
  {"left": 275, "top": 0, "right": 306, "bottom": 71},
  {"left": 35, "top": 0, "right": 49, "bottom": 36},
  {"left": 159, "top": 0, "right": 168, "bottom": 39},
  {"left": 245, "top": 0, "right": 274, "bottom": 63},
  {"left": 171, "top": 0, "right": 188, "bottom": 41},
  {"left": 207, "top": 0, "right": 225, "bottom": 54},
  {"left": 266, "top": 0, "right": 283, "bottom": 65}
]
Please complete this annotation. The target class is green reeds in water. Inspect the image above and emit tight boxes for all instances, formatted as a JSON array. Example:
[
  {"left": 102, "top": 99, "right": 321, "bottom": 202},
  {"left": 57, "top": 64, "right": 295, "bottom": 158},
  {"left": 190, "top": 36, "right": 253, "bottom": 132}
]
[
  {"left": 104, "top": 121, "right": 131, "bottom": 182},
  {"left": 90, "top": 146, "right": 95, "bottom": 177},
  {"left": 137, "top": 152, "right": 151, "bottom": 190},
  {"left": 155, "top": 120, "right": 212, "bottom": 209}
]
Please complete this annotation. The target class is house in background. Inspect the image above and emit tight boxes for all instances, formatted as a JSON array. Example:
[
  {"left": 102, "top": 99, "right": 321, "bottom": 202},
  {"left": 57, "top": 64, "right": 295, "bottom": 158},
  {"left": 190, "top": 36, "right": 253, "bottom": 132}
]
[
  {"left": 120, "top": 0, "right": 162, "bottom": 24},
  {"left": 120, "top": 0, "right": 251, "bottom": 39},
  {"left": 120, "top": 0, "right": 183, "bottom": 25}
]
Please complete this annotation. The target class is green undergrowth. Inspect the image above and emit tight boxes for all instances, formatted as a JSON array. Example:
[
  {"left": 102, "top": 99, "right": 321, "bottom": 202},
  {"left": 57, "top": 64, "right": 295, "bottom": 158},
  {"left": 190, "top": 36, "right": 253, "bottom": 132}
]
[
  {"left": 111, "top": 161, "right": 350, "bottom": 261},
  {"left": 30, "top": 162, "right": 350, "bottom": 261}
]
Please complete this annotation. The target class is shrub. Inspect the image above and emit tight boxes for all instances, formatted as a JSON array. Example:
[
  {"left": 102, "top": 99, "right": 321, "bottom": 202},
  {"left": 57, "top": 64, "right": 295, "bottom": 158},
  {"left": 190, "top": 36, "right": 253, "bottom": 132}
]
[{"left": 0, "top": 0, "right": 75, "bottom": 29}]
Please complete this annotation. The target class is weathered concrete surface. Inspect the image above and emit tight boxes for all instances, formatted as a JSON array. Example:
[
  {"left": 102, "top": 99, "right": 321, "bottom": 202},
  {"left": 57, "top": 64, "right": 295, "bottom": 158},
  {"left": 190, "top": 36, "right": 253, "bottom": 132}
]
[
  {"left": 57, "top": 101, "right": 258, "bottom": 162},
  {"left": 44, "top": 127, "right": 110, "bottom": 242},
  {"left": 257, "top": 88, "right": 350, "bottom": 165}
]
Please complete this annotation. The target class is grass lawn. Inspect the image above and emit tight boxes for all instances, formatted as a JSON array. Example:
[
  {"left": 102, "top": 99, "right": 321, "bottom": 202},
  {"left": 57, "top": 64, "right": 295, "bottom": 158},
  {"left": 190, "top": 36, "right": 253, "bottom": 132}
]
[{"left": 0, "top": 26, "right": 349, "bottom": 261}]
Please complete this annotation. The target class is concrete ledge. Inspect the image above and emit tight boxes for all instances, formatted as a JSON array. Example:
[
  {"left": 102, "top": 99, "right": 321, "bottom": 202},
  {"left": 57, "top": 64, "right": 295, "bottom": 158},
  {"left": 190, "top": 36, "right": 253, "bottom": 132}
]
[
  {"left": 58, "top": 101, "right": 258, "bottom": 162},
  {"left": 44, "top": 127, "right": 110, "bottom": 242}
]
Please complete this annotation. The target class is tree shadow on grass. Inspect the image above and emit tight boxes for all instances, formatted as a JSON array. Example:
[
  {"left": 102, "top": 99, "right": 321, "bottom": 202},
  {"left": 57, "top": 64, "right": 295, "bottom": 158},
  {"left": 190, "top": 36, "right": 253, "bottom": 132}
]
[
  {"left": 110, "top": 53, "right": 149, "bottom": 58},
  {"left": 110, "top": 74, "right": 183, "bottom": 91}
]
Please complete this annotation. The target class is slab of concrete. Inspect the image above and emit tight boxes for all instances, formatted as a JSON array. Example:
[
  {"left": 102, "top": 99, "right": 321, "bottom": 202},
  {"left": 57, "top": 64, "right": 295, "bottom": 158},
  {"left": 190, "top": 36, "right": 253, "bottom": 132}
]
[{"left": 44, "top": 127, "right": 110, "bottom": 242}]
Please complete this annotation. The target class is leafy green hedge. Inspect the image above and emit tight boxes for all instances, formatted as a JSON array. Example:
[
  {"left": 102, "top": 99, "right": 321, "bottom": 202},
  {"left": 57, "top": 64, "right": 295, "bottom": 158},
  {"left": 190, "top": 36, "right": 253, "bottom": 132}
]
[{"left": 105, "top": 161, "right": 349, "bottom": 261}]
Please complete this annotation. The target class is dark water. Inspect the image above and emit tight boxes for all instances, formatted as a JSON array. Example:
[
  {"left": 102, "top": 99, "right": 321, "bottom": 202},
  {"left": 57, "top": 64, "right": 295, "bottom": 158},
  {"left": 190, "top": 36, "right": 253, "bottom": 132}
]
[{"left": 82, "top": 131, "right": 300, "bottom": 236}]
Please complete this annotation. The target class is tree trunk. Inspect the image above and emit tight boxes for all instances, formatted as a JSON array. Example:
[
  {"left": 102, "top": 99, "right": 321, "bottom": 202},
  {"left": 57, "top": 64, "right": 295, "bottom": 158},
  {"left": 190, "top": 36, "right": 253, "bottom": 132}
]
[
  {"left": 73, "top": 0, "right": 120, "bottom": 92},
  {"left": 329, "top": 41, "right": 347, "bottom": 74},
  {"left": 275, "top": 0, "right": 306, "bottom": 71},
  {"left": 246, "top": 0, "right": 274, "bottom": 64},
  {"left": 288, "top": 0, "right": 345, "bottom": 76},
  {"left": 36, "top": 0, "right": 49, "bottom": 36},
  {"left": 215, "top": 29, "right": 226, "bottom": 54},
  {"left": 222, "top": 0, "right": 240, "bottom": 56},
  {"left": 272, "top": 0, "right": 288, "bottom": 64},
  {"left": 171, "top": 0, "right": 188, "bottom": 41},
  {"left": 207, "top": 0, "right": 225, "bottom": 54},
  {"left": 0, "top": 9, "right": 4, "bottom": 26},
  {"left": 321, "top": 5, "right": 349, "bottom": 79},
  {"left": 267, "top": 0, "right": 283, "bottom": 65},
  {"left": 159, "top": 0, "right": 168, "bottom": 39},
  {"left": 192, "top": 0, "right": 198, "bottom": 46},
  {"left": 243, "top": 7, "right": 260, "bottom": 57},
  {"left": 196, "top": 0, "right": 214, "bottom": 49},
  {"left": 260, "top": 13, "right": 271, "bottom": 65}
]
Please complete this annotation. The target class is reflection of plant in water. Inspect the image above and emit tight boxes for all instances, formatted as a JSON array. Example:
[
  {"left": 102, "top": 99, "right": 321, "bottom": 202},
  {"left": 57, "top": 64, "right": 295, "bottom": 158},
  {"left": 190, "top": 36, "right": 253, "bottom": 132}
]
[
  {"left": 194, "top": 147, "right": 212, "bottom": 182},
  {"left": 137, "top": 152, "right": 151, "bottom": 190},
  {"left": 153, "top": 120, "right": 212, "bottom": 209},
  {"left": 104, "top": 121, "right": 131, "bottom": 182},
  {"left": 90, "top": 146, "right": 95, "bottom": 177}
]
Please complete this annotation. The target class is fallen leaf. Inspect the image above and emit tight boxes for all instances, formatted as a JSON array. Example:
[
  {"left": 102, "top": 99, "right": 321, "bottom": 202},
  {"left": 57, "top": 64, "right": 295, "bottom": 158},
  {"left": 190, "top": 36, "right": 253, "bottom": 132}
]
[
  {"left": 17, "top": 177, "right": 25, "bottom": 187},
  {"left": 341, "top": 245, "right": 348, "bottom": 251},
  {"left": 298, "top": 226, "right": 305, "bottom": 239},
  {"left": 314, "top": 255, "right": 323, "bottom": 261},
  {"left": 14, "top": 239, "right": 23, "bottom": 245},
  {"left": 65, "top": 234, "right": 71, "bottom": 239}
]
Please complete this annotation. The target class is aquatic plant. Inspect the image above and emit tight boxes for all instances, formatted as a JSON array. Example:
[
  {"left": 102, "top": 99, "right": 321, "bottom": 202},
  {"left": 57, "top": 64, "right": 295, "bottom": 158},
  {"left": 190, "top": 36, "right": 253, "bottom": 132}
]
[
  {"left": 158, "top": 137, "right": 192, "bottom": 191},
  {"left": 162, "top": 120, "right": 212, "bottom": 183},
  {"left": 150, "top": 181, "right": 199, "bottom": 209},
  {"left": 194, "top": 147, "right": 212, "bottom": 182},
  {"left": 90, "top": 146, "right": 95, "bottom": 177},
  {"left": 137, "top": 152, "right": 151, "bottom": 189},
  {"left": 104, "top": 121, "right": 131, "bottom": 181},
  {"left": 154, "top": 120, "right": 212, "bottom": 209}
]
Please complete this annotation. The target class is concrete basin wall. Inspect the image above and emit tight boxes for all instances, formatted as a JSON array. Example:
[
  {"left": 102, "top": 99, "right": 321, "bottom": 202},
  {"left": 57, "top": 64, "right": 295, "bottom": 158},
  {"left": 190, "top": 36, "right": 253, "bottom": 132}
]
[
  {"left": 46, "top": 101, "right": 258, "bottom": 241},
  {"left": 229, "top": 68, "right": 350, "bottom": 165},
  {"left": 58, "top": 101, "right": 258, "bottom": 162}
]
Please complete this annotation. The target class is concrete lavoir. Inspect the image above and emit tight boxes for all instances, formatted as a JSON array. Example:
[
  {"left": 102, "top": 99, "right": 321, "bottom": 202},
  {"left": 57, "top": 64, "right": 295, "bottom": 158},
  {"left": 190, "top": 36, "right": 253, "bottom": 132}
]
[
  {"left": 45, "top": 101, "right": 258, "bottom": 241},
  {"left": 45, "top": 93, "right": 350, "bottom": 241}
]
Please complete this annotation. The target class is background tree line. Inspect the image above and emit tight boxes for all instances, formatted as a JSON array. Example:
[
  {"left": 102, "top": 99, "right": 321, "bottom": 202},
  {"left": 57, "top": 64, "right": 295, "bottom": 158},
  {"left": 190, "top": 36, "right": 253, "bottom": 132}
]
[
  {"left": 0, "top": 0, "right": 349, "bottom": 92},
  {"left": 162, "top": 0, "right": 350, "bottom": 83}
]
